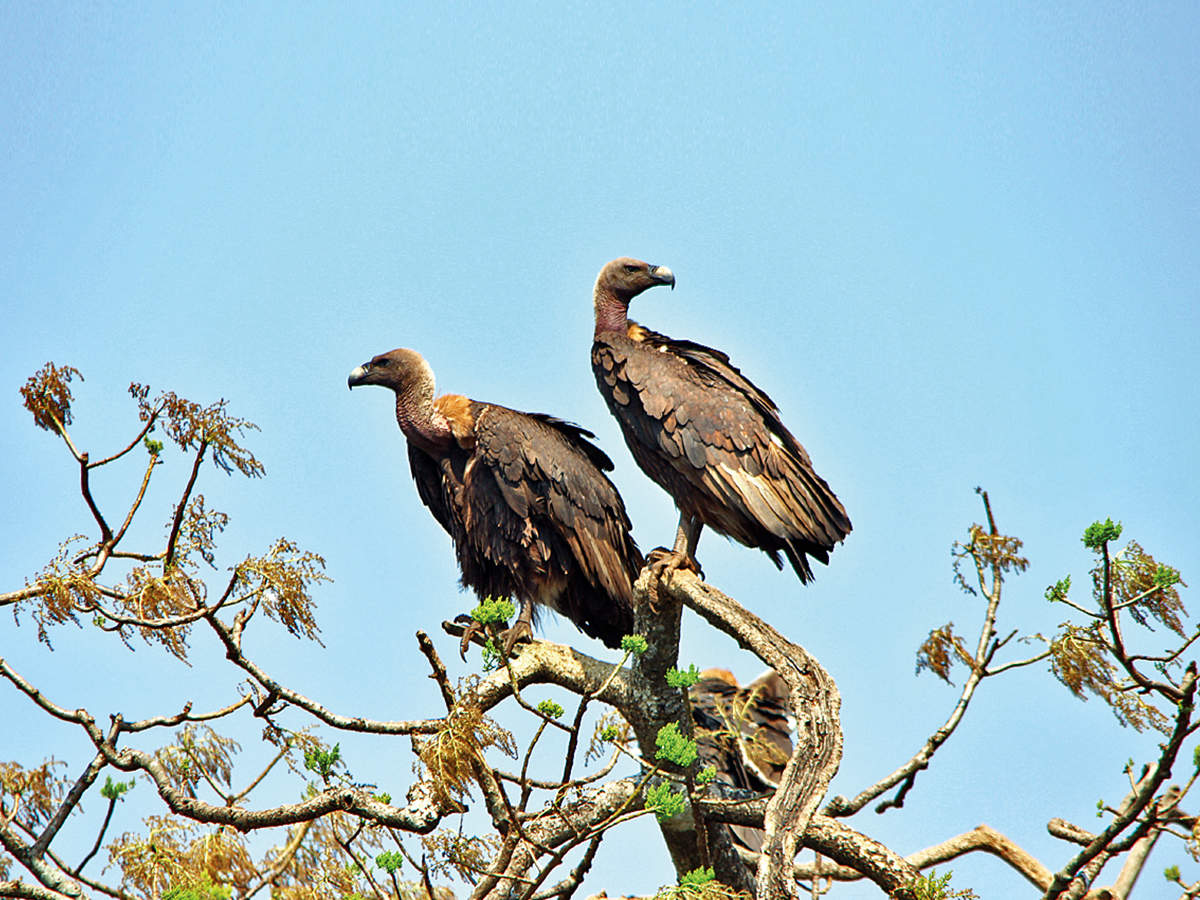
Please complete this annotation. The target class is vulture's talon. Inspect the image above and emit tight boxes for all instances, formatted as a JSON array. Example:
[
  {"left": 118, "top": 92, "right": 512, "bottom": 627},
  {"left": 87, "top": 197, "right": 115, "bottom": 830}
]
[
  {"left": 644, "top": 548, "right": 702, "bottom": 612},
  {"left": 456, "top": 617, "right": 490, "bottom": 660}
]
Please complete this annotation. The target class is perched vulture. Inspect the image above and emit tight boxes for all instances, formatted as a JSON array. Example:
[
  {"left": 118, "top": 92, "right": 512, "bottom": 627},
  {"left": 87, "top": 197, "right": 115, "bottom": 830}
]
[
  {"left": 691, "top": 668, "right": 793, "bottom": 853},
  {"left": 349, "top": 348, "right": 642, "bottom": 652},
  {"left": 591, "top": 258, "right": 851, "bottom": 580}
]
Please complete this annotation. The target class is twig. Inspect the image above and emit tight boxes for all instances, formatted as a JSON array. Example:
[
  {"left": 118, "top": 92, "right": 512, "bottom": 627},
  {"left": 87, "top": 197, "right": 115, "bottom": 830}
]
[
  {"left": 243, "top": 820, "right": 314, "bottom": 899},
  {"left": 986, "top": 648, "right": 1052, "bottom": 676},
  {"left": 231, "top": 741, "right": 292, "bottom": 804},
  {"left": 77, "top": 452, "right": 112, "bottom": 544},
  {"left": 72, "top": 791, "right": 119, "bottom": 876},
  {"left": 528, "top": 832, "right": 604, "bottom": 900},
  {"left": 789, "top": 819, "right": 1049, "bottom": 890},
  {"left": 118, "top": 695, "right": 252, "bottom": 732},
  {"left": 0, "top": 657, "right": 105, "bottom": 741},
  {"left": 202, "top": 616, "right": 442, "bottom": 735},
  {"left": 496, "top": 642, "right": 573, "bottom": 735},
  {"left": 87, "top": 408, "right": 162, "bottom": 468},
  {"left": 560, "top": 648, "right": 633, "bottom": 786},
  {"left": 1129, "top": 628, "right": 1200, "bottom": 665},
  {"left": 106, "top": 453, "right": 159, "bottom": 551},
  {"left": 46, "top": 849, "right": 131, "bottom": 900},
  {"left": 164, "top": 440, "right": 208, "bottom": 568},
  {"left": 335, "top": 821, "right": 388, "bottom": 899}
]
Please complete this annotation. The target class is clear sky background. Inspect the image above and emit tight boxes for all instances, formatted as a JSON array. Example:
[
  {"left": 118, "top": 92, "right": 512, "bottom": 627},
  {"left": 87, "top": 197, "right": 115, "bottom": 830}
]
[{"left": 3, "top": 3, "right": 1198, "bottom": 897}]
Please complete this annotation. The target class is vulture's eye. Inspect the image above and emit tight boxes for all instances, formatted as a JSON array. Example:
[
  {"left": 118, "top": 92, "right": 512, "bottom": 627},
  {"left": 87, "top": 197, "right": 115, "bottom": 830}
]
[
  {"left": 623, "top": 264, "right": 639, "bottom": 273},
  {"left": 373, "top": 359, "right": 387, "bottom": 368}
]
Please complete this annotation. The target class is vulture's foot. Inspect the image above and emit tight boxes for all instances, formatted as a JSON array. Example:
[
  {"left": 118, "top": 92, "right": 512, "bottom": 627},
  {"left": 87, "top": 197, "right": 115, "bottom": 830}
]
[
  {"left": 498, "top": 619, "right": 534, "bottom": 656},
  {"left": 646, "top": 547, "right": 704, "bottom": 581},
  {"left": 645, "top": 548, "right": 704, "bottom": 610},
  {"left": 454, "top": 604, "right": 533, "bottom": 660}
]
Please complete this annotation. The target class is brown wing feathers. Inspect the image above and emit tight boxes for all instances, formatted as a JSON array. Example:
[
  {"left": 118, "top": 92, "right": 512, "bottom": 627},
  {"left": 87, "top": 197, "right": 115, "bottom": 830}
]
[{"left": 606, "top": 329, "right": 848, "bottom": 579}]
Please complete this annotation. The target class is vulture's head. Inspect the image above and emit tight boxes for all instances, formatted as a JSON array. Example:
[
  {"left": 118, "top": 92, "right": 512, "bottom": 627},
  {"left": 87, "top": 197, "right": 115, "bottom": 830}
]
[
  {"left": 594, "top": 257, "right": 675, "bottom": 305},
  {"left": 347, "top": 347, "right": 434, "bottom": 395}
]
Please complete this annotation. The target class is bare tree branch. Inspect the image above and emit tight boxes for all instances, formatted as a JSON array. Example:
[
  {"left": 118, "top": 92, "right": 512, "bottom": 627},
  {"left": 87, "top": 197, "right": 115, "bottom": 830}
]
[
  {"left": 71, "top": 787, "right": 119, "bottom": 877},
  {"left": 163, "top": 441, "right": 208, "bottom": 568},
  {"left": 30, "top": 754, "right": 106, "bottom": 860},
  {"left": 96, "top": 732, "right": 444, "bottom": 834},
  {"left": 76, "top": 452, "right": 112, "bottom": 544},
  {"left": 203, "top": 613, "right": 445, "bottom": 735}
]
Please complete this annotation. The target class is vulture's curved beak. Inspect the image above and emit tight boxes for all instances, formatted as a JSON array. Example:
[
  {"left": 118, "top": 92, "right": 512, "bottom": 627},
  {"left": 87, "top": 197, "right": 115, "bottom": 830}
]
[
  {"left": 650, "top": 265, "right": 675, "bottom": 290},
  {"left": 347, "top": 364, "right": 369, "bottom": 390}
]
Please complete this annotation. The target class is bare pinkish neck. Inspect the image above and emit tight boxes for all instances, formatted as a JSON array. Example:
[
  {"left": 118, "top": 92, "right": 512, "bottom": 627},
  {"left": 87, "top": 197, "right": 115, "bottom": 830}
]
[
  {"left": 393, "top": 378, "right": 453, "bottom": 452},
  {"left": 593, "top": 286, "right": 630, "bottom": 338}
]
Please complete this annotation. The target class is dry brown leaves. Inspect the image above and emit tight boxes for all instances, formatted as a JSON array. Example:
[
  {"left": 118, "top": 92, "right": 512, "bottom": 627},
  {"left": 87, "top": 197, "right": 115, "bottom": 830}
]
[
  {"left": 915, "top": 623, "right": 973, "bottom": 684},
  {"left": 22, "top": 534, "right": 97, "bottom": 644},
  {"left": 154, "top": 725, "right": 241, "bottom": 797},
  {"left": 1049, "top": 622, "right": 1169, "bottom": 733},
  {"left": 952, "top": 523, "right": 1029, "bottom": 596},
  {"left": 233, "top": 539, "right": 327, "bottom": 642},
  {"left": 1101, "top": 540, "right": 1188, "bottom": 636},
  {"left": 415, "top": 693, "right": 515, "bottom": 808},
  {"left": 20, "top": 362, "right": 83, "bottom": 432},
  {"left": 0, "top": 758, "right": 68, "bottom": 831},
  {"left": 108, "top": 816, "right": 258, "bottom": 897}
]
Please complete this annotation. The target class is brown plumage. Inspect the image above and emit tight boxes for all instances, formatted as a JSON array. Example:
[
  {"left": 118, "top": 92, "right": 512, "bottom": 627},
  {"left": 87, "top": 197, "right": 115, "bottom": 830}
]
[
  {"left": 349, "top": 348, "right": 642, "bottom": 651},
  {"left": 691, "top": 668, "right": 793, "bottom": 853},
  {"left": 591, "top": 257, "right": 851, "bottom": 581}
]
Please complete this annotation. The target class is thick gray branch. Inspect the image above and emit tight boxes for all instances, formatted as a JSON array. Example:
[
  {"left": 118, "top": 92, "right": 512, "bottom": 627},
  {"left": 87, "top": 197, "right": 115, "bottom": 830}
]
[
  {"left": 0, "top": 821, "right": 83, "bottom": 899},
  {"left": 0, "top": 880, "right": 78, "bottom": 900}
]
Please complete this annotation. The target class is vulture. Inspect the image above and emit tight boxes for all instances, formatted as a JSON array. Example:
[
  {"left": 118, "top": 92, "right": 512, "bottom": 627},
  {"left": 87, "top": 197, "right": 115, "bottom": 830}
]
[
  {"left": 691, "top": 668, "right": 793, "bottom": 853},
  {"left": 349, "top": 348, "right": 642, "bottom": 653},
  {"left": 591, "top": 258, "right": 851, "bottom": 581}
]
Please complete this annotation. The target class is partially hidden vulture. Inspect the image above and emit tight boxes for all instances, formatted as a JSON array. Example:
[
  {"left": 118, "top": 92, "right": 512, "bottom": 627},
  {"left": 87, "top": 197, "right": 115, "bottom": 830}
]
[
  {"left": 691, "top": 668, "right": 793, "bottom": 853},
  {"left": 349, "top": 348, "right": 642, "bottom": 653},
  {"left": 591, "top": 258, "right": 851, "bottom": 581}
]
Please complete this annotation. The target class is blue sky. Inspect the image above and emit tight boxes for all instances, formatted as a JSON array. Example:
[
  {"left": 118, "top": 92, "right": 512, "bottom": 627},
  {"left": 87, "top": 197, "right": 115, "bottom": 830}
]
[{"left": 3, "top": 3, "right": 1198, "bottom": 896}]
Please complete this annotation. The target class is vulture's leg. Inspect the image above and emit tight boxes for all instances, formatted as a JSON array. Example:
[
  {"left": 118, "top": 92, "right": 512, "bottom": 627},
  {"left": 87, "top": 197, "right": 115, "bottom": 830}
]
[
  {"left": 674, "top": 514, "right": 702, "bottom": 560},
  {"left": 647, "top": 514, "right": 705, "bottom": 581},
  {"left": 499, "top": 601, "right": 535, "bottom": 655}
]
